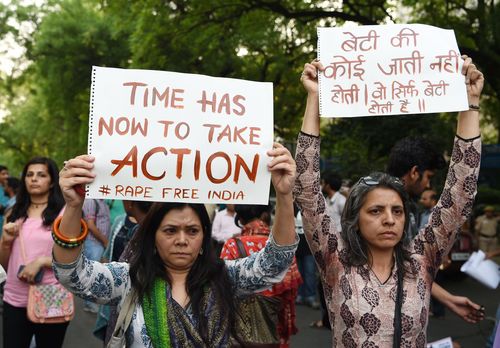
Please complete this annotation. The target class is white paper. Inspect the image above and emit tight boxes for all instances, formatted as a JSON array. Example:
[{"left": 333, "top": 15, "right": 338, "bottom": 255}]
[
  {"left": 426, "top": 337, "right": 453, "bottom": 348},
  {"left": 86, "top": 67, "right": 273, "bottom": 204},
  {"left": 460, "top": 250, "right": 500, "bottom": 289},
  {"left": 318, "top": 24, "right": 468, "bottom": 117}
]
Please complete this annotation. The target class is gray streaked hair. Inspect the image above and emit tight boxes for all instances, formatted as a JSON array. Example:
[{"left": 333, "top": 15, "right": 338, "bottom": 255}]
[{"left": 340, "top": 172, "right": 413, "bottom": 276}]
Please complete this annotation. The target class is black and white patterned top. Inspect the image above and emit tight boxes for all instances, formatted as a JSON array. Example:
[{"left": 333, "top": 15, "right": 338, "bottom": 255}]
[{"left": 53, "top": 233, "right": 298, "bottom": 348}]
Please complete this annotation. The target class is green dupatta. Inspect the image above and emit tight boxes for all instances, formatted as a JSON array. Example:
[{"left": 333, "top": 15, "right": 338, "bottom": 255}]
[
  {"left": 142, "top": 278, "right": 171, "bottom": 348},
  {"left": 142, "top": 277, "right": 228, "bottom": 347}
]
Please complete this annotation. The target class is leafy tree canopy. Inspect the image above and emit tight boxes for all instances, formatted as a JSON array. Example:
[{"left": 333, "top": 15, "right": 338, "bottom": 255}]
[{"left": 0, "top": 0, "right": 497, "bottom": 181}]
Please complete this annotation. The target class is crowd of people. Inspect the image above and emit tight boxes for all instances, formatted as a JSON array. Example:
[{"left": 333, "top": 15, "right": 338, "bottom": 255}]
[{"left": 0, "top": 54, "right": 497, "bottom": 348}]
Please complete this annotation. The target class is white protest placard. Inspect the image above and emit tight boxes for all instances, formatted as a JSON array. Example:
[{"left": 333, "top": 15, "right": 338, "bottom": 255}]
[
  {"left": 86, "top": 67, "right": 273, "bottom": 204},
  {"left": 318, "top": 24, "right": 468, "bottom": 117}
]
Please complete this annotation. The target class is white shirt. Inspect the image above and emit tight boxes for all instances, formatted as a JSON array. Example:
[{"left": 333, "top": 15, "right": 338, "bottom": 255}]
[
  {"left": 326, "top": 191, "right": 346, "bottom": 231},
  {"left": 211, "top": 209, "right": 242, "bottom": 242},
  {"left": 295, "top": 211, "right": 303, "bottom": 234}
]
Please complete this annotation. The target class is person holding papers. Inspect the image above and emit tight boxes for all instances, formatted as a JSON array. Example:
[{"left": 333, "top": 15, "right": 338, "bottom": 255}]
[
  {"left": 52, "top": 142, "right": 298, "bottom": 347},
  {"left": 293, "top": 56, "right": 483, "bottom": 346}
]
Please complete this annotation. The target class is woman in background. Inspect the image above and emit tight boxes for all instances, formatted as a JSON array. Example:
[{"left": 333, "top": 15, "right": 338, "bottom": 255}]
[
  {"left": 221, "top": 204, "right": 302, "bottom": 347},
  {"left": 0, "top": 157, "right": 67, "bottom": 348}
]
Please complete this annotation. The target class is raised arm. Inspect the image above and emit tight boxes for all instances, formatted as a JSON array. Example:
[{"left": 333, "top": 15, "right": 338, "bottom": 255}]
[
  {"left": 267, "top": 142, "right": 296, "bottom": 246},
  {"left": 434, "top": 56, "right": 484, "bottom": 317},
  {"left": 53, "top": 156, "right": 132, "bottom": 304},
  {"left": 225, "top": 143, "right": 298, "bottom": 294},
  {"left": 53, "top": 155, "right": 96, "bottom": 264},
  {"left": 300, "top": 60, "right": 323, "bottom": 136},
  {"left": 293, "top": 60, "right": 343, "bottom": 278},
  {"left": 456, "top": 55, "right": 482, "bottom": 139},
  {"left": 413, "top": 57, "right": 483, "bottom": 267}
]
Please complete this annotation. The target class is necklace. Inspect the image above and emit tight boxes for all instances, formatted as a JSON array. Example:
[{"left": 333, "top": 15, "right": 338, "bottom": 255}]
[{"left": 31, "top": 201, "right": 48, "bottom": 209}]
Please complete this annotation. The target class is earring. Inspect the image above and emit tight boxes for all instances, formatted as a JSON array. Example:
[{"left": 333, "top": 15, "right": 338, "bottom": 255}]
[{"left": 199, "top": 248, "right": 203, "bottom": 255}]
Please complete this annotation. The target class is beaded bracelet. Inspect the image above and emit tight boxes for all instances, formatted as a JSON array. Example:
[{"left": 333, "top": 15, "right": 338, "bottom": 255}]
[
  {"left": 52, "top": 215, "right": 88, "bottom": 248},
  {"left": 469, "top": 104, "right": 480, "bottom": 111},
  {"left": 52, "top": 231, "right": 82, "bottom": 248}
]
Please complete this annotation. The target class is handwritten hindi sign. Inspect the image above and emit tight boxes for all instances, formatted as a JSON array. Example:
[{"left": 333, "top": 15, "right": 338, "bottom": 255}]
[
  {"left": 86, "top": 67, "right": 273, "bottom": 204},
  {"left": 318, "top": 24, "right": 468, "bottom": 117}
]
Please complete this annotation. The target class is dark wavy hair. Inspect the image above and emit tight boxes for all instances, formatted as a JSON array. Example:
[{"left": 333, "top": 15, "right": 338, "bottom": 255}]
[
  {"left": 386, "top": 136, "right": 446, "bottom": 178},
  {"left": 340, "top": 172, "right": 414, "bottom": 277},
  {"left": 322, "top": 172, "right": 342, "bottom": 191},
  {"left": 234, "top": 204, "right": 272, "bottom": 226},
  {"left": 129, "top": 202, "right": 239, "bottom": 344},
  {"left": 7, "top": 157, "right": 64, "bottom": 227}
]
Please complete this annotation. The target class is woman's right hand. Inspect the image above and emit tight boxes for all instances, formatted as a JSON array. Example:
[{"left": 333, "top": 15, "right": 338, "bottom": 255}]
[
  {"left": 59, "top": 155, "right": 96, "bottom": 207},
  {"left": 300, "top": 59, "right": 324, "bottom": 94},
  {"left": 299, "top": 60, "right": 324, "bottom": 135}
]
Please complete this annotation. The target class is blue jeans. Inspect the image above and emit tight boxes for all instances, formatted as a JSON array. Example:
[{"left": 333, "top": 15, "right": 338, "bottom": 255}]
[
  {"left": 297, "top": 254, "right": 317, "bottom": 301},
  {"left": 84, "top": 239, "right": 105, "bottom": 262}
]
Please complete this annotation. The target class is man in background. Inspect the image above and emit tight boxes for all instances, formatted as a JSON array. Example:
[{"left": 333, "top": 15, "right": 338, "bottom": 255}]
[
  {"left": 475, "top": 206, "right": 499, "bottom": 253},
  {"left": 211, "top": 204, "right": 241, "bottom": 256},
  {"left": 321, "top": 172, "right": 345, "bottom": 232},
  {"left": 419, "top": 188, "right": 438, "bottom": 230},
  {"left": 0, "top": 165, "right": 9, "bottom": 233},
  {"left": 387, "top": 136, "right": 446, "bottom": 240}
]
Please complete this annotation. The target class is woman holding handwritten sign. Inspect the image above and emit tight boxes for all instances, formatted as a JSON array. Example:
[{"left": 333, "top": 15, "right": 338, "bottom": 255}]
[
  {"left": 52, "top": 143, "right": 297, "bottom": 347},
  {"left": 294, "top": 56, "right": 483, "bottom": 346}
]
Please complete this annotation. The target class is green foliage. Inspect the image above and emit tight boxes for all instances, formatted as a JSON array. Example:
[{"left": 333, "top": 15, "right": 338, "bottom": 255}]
[
  {"left": 476, "top": 185, "right": 500, "bottom": 205},
  {"left": 474, "top": 185, "right": 500, "bottom": 216},
  {"left": 401, "top": 0, "right": 500, "bottom": 143},
  {"left": 320, "top": 112, "right": 457, "bottom": 182},
  {"left": 0, "top": 0, "right": 130, "bottom": 171},
  {"left": 101, "top": 0, "right": 396, "bottom": 141},
  {"left": 0, "top": 0, "right": 498, "bottom": 177},
  {"left": 0, "top": 0, "right": 395, "bottom": 169}
]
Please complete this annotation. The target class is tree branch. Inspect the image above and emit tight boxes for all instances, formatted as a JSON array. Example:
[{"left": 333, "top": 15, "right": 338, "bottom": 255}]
[{"left": 250, "top": 0, "right": 379, "bottom": 25}]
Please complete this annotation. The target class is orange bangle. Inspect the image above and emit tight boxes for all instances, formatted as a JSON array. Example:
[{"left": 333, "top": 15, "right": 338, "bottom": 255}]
[{"left": 52, "top": 216, "right": 88, "bottom": 243}]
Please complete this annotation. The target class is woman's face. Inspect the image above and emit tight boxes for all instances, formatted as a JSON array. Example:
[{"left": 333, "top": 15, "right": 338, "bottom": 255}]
[
  {"left": 358, "top": 188, "right": 405, "bottom": 252},
  {"left": 25, "top": 164, "right": 52, "bottom": 196},
  {"left": 155, "top": 206, "right": 204, "bottom": 272}
]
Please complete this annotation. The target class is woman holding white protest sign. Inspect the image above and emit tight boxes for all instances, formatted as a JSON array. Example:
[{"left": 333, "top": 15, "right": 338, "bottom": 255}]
[
  {"left": 294, "top": 56, "right": 483, "bottom": 346},
  {"left": 52, "top": 142, "right": 298, "bottom": 347}
]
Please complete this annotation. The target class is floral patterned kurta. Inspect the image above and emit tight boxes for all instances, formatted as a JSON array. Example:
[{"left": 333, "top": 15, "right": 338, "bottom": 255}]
[
  {"left": 53, "top": 234, "right": 298, "bottom": 348},
  {"left": 293, "top": 132, "right": 481, "bottom": 348}
]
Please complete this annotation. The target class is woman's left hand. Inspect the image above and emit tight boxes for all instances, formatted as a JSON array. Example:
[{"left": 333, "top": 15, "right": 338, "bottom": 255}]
[
  {"left": 444, "top": 294, "right": 484, "bottom": 323},
  {"left": 267, "top": 143, "right": 296, "bottom": 196},
  {"left": 18, "top": 259, "right": 44, "bottom": 284},
  {"left": 59, "top": 155, "right": 95, "bottom": 207},
  {"left": 461, "top": 55, "right": 484, "bottom": 104}
]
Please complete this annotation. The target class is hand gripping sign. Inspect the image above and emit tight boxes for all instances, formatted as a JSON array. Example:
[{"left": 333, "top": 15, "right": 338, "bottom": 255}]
[
  {"left": 317, "top": 24, "right": 468, "bottom": 117},
  {"left": 86, "top": 67, "right": 273, "bottom": 204}
]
